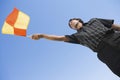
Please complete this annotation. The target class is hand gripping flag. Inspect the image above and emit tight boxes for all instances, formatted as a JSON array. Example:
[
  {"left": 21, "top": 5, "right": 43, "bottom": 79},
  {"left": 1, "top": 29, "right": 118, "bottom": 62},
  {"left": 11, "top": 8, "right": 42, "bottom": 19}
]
[{"left": 1, "top": 8, "right": 30, "bottom": 36}]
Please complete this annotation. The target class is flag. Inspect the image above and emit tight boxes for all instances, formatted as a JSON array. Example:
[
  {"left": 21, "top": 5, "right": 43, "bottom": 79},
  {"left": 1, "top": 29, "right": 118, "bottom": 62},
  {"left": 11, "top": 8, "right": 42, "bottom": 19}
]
[{"left": 1, "top": 8, "right": 30, "bottom": 36}]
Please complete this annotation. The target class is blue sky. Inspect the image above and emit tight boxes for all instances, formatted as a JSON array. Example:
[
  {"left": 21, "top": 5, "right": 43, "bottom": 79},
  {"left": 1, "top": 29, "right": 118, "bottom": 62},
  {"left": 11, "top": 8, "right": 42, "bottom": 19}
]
[{"left": 0, "top": 0, "right": 120, "bottom": 80}]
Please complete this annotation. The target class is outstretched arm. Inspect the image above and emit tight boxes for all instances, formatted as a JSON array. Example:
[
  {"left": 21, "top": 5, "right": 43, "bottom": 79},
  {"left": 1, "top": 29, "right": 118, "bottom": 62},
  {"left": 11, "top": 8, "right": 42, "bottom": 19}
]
[
  {"left": 112, "top": 24, "right": 120, "bottom": 31},
  {"left": 29, "top": 34, "right": 69, "bottom": 42}
]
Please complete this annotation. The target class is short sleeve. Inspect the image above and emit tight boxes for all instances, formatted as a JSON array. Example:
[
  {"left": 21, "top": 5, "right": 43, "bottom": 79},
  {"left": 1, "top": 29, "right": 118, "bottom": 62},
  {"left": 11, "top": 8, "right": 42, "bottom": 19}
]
[
  {"left": 65, "top": 34, "right": 80, "bottom": 44},
  {"left": 96, "top": 18, "right": 114, "bottom": 28}
]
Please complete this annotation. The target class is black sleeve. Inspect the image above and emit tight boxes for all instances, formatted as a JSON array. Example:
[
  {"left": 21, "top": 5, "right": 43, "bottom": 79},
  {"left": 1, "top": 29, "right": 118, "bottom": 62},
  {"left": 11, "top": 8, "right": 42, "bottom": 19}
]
[
  {"left": 96, "top": 18, "right": 114, "bottom": 28},
  {"left": 64, "top": 34, "right": 80, "bottom": 44}
]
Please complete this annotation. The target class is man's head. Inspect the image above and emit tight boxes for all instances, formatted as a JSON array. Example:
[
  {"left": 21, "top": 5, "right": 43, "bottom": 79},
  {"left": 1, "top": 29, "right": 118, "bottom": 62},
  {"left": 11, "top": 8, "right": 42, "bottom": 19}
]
[{"left": 68, "top": 18, "right": 84, "bottom": 30}]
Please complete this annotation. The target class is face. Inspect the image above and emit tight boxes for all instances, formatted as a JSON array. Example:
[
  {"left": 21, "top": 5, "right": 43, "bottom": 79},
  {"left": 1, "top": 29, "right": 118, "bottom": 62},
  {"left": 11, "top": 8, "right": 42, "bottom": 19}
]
[{"left": 69, "top": 20, "right": 83, "bottom": 30}]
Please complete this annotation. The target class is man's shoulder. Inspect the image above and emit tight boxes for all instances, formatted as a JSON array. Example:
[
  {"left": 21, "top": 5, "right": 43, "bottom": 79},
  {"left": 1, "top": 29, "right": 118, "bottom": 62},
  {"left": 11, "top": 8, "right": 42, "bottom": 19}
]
[
  {"left": 87, "top": 18, "right": 98, "bottom": 24},
  {"left": 89, "top": 18, "right": 98, "bottom": 21}
]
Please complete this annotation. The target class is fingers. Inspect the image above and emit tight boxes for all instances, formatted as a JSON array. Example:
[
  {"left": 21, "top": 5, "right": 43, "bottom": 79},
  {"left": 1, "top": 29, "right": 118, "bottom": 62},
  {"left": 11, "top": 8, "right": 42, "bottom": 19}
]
[
  {"left": 27, "top": 35, "right": 32, "bottom": 38},
  {"left": 27, "top": 34, "right": 40, "bottom": 40},
  {"left": 27, "top": 35, "right": 33, "bottom": 39}
]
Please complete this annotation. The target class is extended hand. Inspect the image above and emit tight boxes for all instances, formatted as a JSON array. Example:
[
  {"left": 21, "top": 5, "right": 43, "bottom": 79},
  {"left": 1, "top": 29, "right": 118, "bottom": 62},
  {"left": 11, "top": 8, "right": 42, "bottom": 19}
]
[{"left": 29, "top": 34, "right": 43, "bottom": 40}]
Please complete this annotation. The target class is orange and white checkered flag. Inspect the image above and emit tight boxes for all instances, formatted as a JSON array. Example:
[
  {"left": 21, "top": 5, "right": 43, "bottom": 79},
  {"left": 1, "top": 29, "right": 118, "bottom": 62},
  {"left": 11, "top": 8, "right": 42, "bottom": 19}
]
[{"left": 1, "top": 8, "right": 30, "bottom": 36}]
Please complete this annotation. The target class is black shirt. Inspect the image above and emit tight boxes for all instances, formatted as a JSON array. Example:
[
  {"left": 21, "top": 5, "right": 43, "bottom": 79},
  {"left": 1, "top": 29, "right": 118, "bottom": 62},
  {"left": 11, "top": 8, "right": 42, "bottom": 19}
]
[{"left": 65, "top": 18, "right": 114, "bottom": 52}]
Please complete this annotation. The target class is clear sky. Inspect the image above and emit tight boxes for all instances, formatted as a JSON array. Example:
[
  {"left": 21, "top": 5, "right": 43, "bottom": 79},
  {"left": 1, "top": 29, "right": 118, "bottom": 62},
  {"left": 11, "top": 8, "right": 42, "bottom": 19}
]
[{"left": 0, "top": 0, "right": 120, "bottom": 80}]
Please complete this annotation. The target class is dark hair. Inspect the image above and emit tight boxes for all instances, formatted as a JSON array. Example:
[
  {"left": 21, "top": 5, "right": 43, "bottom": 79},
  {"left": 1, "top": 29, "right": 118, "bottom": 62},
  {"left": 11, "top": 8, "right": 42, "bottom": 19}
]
[{"left": 68, "top": 18, "right": 84, "bottom": 28}]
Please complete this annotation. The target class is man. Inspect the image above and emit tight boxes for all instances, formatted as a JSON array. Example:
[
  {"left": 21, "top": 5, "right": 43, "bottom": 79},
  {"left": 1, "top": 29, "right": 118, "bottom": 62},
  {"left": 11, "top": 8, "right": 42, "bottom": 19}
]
[{"left": 30, "top": 18, "right": 120, "bottom": 77}]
